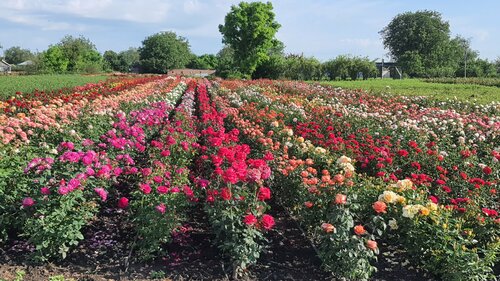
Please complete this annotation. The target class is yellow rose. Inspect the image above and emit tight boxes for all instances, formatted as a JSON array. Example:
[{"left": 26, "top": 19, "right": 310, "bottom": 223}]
[{"left": 420, "top": 207, "right": 430, "bottom": 216}]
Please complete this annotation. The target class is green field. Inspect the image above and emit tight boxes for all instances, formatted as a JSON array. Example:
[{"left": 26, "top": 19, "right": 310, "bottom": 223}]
[
  {"left": 0, "top": 74, "right": 109, "bottom": 99},
  {"left": 318, "top": 78, "right": 500, "bottom": 104}
]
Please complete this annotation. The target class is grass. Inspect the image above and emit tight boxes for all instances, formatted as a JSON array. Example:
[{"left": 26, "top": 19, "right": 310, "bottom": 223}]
[
  {"left": 317, "top": 78, "right": 500, "bottom": 104},
  {"left": 0, "top": 74, "right": 109, "bottom": 99}
]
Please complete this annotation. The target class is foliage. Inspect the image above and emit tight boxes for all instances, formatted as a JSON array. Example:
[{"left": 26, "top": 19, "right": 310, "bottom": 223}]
[
  {"left": 380, "top": 10, "right": 493, "bottom": 78},
  {"left": 380, "top": 10, "right": 451, "bottom": 62},
  {"left": 3, "top": 46, "right": 34, "bottom": 65},
  {"left": 219, "top": 1, "right": 281, "bottom": 77},
  {"left": 57, "top": 35, "right": 103, "bottom": 73},
  {"left": 139, "top": 31, "right": 192, "bottom": 74},
  {"left": 39, "top": 46, "right": 69, "bottom": 74},
  {"left": 282, "top": 54, "right": 323, "bottom": 81},
  {"left": 323, "top": 55, "right": 377, "bottom": 80},
  {"left": 188, "top": 54, "right": 218, "bottom": 69},
  {"left": 104, "top": 48, "right": 141, "bottom": 73},
  {"left": 215, "top": 46, "right": 241, "bottom": 79}
]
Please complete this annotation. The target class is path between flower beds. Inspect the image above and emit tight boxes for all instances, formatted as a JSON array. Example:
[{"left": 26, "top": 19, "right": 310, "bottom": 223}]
[{"left": 0, "top": 201, "right": 432, "bottom": 281}]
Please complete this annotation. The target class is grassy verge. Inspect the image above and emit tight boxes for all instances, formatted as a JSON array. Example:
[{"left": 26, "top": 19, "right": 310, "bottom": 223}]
[
  {"left": 316, "top": 78, "right": 500, "bottom": 104},
  {"left": 0, "top": 74, "right": 109, "bottom": 99}
]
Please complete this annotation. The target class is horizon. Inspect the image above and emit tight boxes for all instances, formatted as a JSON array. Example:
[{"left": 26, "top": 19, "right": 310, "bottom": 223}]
[{"left": 1, "top": 0, "right": 499, "bottom": 62}]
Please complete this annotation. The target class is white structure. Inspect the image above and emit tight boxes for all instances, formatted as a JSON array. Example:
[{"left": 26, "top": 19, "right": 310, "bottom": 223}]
[{"left": 0, "top": 60, "right": 12, "bottom": 73}]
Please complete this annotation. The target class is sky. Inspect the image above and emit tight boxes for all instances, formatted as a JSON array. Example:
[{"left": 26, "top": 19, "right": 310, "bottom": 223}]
[{"left": 0, "top": 0, "right": 499, "bottom": 62}]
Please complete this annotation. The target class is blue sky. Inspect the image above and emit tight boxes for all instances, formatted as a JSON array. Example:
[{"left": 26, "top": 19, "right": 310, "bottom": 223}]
[{"left": 0, "top": 0, "right": 498, "bottom": 61}]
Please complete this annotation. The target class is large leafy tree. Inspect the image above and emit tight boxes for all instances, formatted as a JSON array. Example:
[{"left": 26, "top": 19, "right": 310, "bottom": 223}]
[
  {"left": 3, "top": 46, "right": 34, "bottom": 64},
  {"left": 380, "top": 10, "right": 457, "bottom": 77},
  {"left": 380, "top": 10, "right": 451, "bottom": 61},
  {"left": 139, "top": 31, "right": 192, "bottom": 74},
  {"left": 219, "top": 1, "right": 281, "bottom": 77},
  {"left": 57, "top": 35, "right": 102, "bottom": 72},
  {"left": 39, "top": 46, "right": 69, "bottom": 73}
]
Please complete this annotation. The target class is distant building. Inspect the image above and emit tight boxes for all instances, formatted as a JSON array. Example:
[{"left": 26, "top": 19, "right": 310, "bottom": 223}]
[
  {"left": 167, "top": 69, "right": 216, "bottom": 77},
  {"left": 0, "top": 60, "right": 12, "bottom": 73},
  {"left": 375, "top": 61, "right": 402, "bottom": 79}
]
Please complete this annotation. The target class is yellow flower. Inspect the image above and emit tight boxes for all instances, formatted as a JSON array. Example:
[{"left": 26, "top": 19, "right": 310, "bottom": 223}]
[
  {"left": 379, "top": 191, "right": 398, "bottom": 204},
  {"left": 396, "top": 179, "right": 413, "bottom": 191},
  {"left": 420, "top": 207, "right": 430, "bottom": 216},
  {"left": 443, "top": 223, "right": 448, "bottom": 229},
  {"left": 427, "top": 202, "right": 438, "bottom": 211},
  {"left": 396, "top": 195, "right": 406, "bottom": 205},
  {"left": 297, "top": 136, "right": 304, "bottom": 143}
]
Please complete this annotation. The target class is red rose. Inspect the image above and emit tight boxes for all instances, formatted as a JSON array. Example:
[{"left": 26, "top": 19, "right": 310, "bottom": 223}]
[
  {"left": 220, "top": 187, "right": 232, "bottom": 201},
  {"left": 244, "top": 214, "right": 257, "bottom": 226},
  {"left": 483, "top": 166, "right": 492, "bottom": 175},
  {"left": 261, "top": 214, "right": 275, "bottom": 230},
  {"left": 117, "top": 197, "right": 129, "bottom": 209},
  {"left": 257, "top": 187, "right": 271, "bottom": 201}
]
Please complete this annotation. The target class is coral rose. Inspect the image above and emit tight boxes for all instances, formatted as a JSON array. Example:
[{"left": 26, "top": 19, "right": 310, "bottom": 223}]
[
  {"left": 354, "top": 225, "right": 366, "bottom": 235},
  {"left": 321, "top": 223, "right": 335, "bottom": 233},
  {"left": 372, "top": 201, "right": 387, "bottom": 213},
  {"left": 366, "top": 240, "right": 378, "bottom": 251},
  {"left": 335, "top": 194, "right": 347, "bottom": 205}
]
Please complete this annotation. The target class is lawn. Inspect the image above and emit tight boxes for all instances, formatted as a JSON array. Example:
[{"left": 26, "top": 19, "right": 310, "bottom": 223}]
[
  {"left": 0, "top": 74, "right": 109, "bottom": 99},
  {"left": 318, "top": 78, "right": 500, "bottom": 104}
]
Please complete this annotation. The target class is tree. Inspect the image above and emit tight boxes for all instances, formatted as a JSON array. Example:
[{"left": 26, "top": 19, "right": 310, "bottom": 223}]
[
  {"left": 188, "top": 54, "right": 218, "bottom": 69},
  {"left": 380, "top": 10, "right": 451, "bottom": 61},
  {"left": 495, "top": 57, "right": 500, "bottom": 76},
  {"left": 215, "top": 46, "right": 240, "bottom": 78},
  {"left": 118, "top": 48, "right": 140, "bottom": 72},
  {"left": 323, "top": 55, "right": 351, "bottom": 80},
  {"left": 103, "top": 50, "right": 120, "bottom": 71},
  {"left": 282, "top": 54, "right": 322, "bottom": 81},
  {"left": 3, "top": 46, "right": 34, "bottom": 64},
  {"left": 39, "top": 46, "right": 69, "bottom": 73},
  {"left": 219, "top": 1, "right": 281, "bottom": 77},
  {"left": 380, "top": 10, "right": 458, "bottom": 77},
  {"left": 139, "top": 31, "right": 192, "bottom": 74},
  {"left": 57, "top": 35, "right": 102, "bottom": 72}
]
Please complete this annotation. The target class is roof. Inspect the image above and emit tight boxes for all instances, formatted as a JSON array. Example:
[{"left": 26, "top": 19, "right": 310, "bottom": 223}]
[
  {"left": 18, "top": 60, "right": 34, "bottom": 66},
  {"left": 0, "top": 60, "right": 12, "bottom": 67}
]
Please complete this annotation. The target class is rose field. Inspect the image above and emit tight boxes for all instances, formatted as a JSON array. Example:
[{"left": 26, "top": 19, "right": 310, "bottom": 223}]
[{"left": 0, "top": 76, "right": 498, "bottom": 281}]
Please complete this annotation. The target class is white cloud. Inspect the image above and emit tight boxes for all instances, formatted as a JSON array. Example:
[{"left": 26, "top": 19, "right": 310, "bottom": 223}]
[{"left": 0, "top": 0, "right": 172, "bottom": 24}]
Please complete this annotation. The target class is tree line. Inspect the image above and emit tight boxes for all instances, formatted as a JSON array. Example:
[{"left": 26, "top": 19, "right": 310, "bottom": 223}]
[{"left": 1, "top": 2, "right": 499, "bottom": 79}]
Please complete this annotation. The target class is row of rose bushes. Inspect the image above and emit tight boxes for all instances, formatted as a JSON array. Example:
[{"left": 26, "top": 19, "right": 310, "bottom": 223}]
[
  {"left": 211, "top": 80, "right": 499, "bottom": 280},
  {"left": 0, "top": 75, "right": 163, "bottom": 113},
  {"left": 0, "top": 76, "right": 178, "bottom": 146},
  {"left": 0, "top": 77, "right": 182, "bottom": 243},
  {"left": 194, "top": 81, "right": 275, "bottom": 277},
  {"left": 0, "top": 80, "right": 202, "bottom": 261}
]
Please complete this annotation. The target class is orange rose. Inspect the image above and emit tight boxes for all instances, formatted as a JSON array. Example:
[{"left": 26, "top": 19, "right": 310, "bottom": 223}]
[
  {"left": 372, "top": 201, "right": 387, "bottom": 214},
  {"left": 354, "top": 225, "right": 366, "bottom": 235},
  {"left": 335, "top": 194, "right": 347, "bottom": 205},
  {"left": 366, "top": 239, "right": 378, "bottom": 251},
  {"left": 321, "top": 223, "right": 335, "bottom": 233},
  {"left": 304, "top": 201, "right": 314, "bottom": 208}
]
